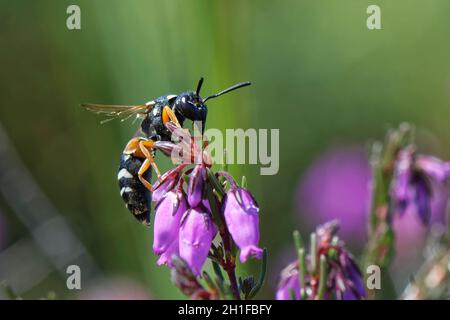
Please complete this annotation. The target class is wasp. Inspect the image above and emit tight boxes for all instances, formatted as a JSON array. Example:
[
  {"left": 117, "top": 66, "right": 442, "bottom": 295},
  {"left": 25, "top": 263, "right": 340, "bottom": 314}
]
[{"left": 81, "top": 78, "right": 251, "bottom": 225}]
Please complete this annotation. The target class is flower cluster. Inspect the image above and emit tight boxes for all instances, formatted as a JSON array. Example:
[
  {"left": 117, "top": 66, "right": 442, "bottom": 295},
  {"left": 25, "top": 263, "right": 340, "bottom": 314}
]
[
  {"left": 391, "top": 146, "right": 450, "bottom": 224},
  {"left": 361, "top": 123, "right": 450, "bottom": 300},
  {"left": 150, "top": 123, "right": 263, "bottom": 299},
  {"left": 276, "top": 221, "right": 365, "bottom": 300}
]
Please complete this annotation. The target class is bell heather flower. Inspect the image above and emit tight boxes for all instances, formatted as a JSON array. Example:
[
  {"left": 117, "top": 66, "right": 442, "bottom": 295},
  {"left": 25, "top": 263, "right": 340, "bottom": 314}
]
[
  {"left": 153, "top": 186, "right": 187, "bottom": 255},
  {"left": 276, "top": 221, "right": 365, "bottom": 300},
  {"left": 223, "top": 186, "right": 263, "bottom": 263},
  {"left": 391, "top": 146, "right": 450, "bottom": 224},
  {"left": 148, "top": 120, "right": 264, "bottom": 299},
  {"left": 316, "top": 221, "right": 365, "bottom": 299},
  {"left": 179, "top": 207, "right": 217, "bottom": 276}
]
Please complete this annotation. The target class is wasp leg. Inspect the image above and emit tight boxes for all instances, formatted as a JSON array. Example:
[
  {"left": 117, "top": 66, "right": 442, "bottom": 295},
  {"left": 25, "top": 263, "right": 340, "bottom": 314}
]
[
  {"left": 162, "top": 106, "right": 181, "bottom": 128},
  {"left": 123, "top": 137, "right": 162, "bottom": 191},
  {"left": 137, "top": 158, "right": 154, "bottom": 192},
  {"left": 138, "top": 140, "right": 162, "bottom": 179}
]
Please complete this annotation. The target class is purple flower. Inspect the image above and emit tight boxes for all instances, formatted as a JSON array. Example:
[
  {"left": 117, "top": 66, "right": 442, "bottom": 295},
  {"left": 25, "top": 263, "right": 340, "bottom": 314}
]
[
  {"left": 275, "top": 261, "right": 301, "bottom": 300},
  {"left": 316, "top": 222, "right": 366, "bottom": 300},
  {"left": 297, "top": 146, "right": 371, "bottom": 245},
  {"left": 415, "top": 155, "right": 450, "bottom": 182},
  {"left": 331, "top": 251, "right": 366, "bottom": 300},
  {"left": 153, "top": 188, "right": 187, "bottom": 255},
  {"left": 187, "top": 165, "right": 207, "bottom": 208},
  {"left": 276, "top": 221, "right": 365, "bottom": 300},
  {"left": 179, "top": 207, "right": 217, "bottom": 275},
  {"left": 391, "top": 147, "right": 449, "bottom": 224},
  {"left": 157, "top": 238, "right": 179, "bottom": 268},
  {"left": 223, "top": 187, "right": 263, "bottom": 263}
]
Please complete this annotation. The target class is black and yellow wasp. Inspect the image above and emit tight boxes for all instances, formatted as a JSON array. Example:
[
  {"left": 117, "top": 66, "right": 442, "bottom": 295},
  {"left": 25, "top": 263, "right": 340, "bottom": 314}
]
[{"left": 81, "top": 78, "right": 251, "bottom": 225}]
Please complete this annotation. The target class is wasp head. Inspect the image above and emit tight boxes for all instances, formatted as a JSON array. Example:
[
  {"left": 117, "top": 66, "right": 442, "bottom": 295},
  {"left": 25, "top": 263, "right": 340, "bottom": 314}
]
[
  {"left": 173, "top": 77, "right": 251, "bottom": 135},
  {"left": 174, "top": 91, "right": 208, "bottom": 134}
]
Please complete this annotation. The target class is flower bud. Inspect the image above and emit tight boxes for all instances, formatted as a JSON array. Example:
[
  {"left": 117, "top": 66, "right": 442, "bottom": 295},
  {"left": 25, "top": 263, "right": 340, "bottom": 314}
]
[
  {"left": 187, "top": 165, "right": 207, "bottom": 207},
  {"left": 223, "top": 188, "right": 263, "bottom": 263}
]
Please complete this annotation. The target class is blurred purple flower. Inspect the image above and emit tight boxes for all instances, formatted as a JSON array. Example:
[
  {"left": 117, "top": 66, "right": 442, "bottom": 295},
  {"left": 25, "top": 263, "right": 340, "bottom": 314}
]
[
  {"left": 275, "top": 261, "right": 301, "bottom": 300},
  {"left": 415, "top": 155, "right": 450, "bottom": 182},
  {"left": 223, "top": 187, "right": 263, "bottom": 263},
  {"left": 297, "top": 146, "right": 449, "bottom": 252},
  {"left": 153, "top": 188, "right": 187, "bottom": 255},
  {"left": 330, "top": 250, "right": 366, "bottom": 300},
  {"left": 297, "top": 146, "right": 371, "bottom": 243},
  {"left": 179, "top": 207, "right": 217, "bottom": 275},
  {"left": 391, "top": 148, "right": 450, "bottom": 224},
  {"left": 392, "top": 181, "right": 449, "bottom": 269},
  {"left": 276, "top": 221, "right": 365, "bottom": 300},
  {"left": 316, "top": 221, "right": 366, "bottom": 300}
]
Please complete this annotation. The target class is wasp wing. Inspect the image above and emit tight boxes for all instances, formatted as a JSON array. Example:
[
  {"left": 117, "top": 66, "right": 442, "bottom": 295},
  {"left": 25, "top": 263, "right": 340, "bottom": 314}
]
[
  {"left": 80, "top": 103, "right": 150, "bottom": 116},
  {"left": 81, "top": 103, "right": 154, "bottom": 124}
]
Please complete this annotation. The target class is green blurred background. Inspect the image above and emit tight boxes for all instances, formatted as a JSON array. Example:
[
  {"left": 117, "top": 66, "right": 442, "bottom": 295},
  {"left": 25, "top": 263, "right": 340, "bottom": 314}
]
[{"left": 1, "top": 0, "right": 450, "bottom": 299}]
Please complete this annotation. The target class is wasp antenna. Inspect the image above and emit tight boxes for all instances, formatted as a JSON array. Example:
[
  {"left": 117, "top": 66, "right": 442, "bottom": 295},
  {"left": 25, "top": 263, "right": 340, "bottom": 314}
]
[
  {"left": 203, "top": 81, "right": 251, "bottom": 103},
  {"left": 196, "top": 77, "right": 204, "bottom": 96}
]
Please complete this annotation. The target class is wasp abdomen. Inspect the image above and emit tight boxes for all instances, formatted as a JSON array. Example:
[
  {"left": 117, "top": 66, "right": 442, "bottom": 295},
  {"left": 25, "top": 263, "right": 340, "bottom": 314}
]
[{"left": 118, "top": 154, "right": 152, "bottom": 226}]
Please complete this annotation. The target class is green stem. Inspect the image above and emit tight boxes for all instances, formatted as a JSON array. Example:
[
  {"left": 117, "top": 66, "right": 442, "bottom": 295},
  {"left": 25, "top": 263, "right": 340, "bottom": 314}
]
[
  {"left": 310, "top": 233, "right": 318, "bottom": 275},
  {"left": 298, "top": 248, "right": 306, "bottom": 299},
  {"left": 293, "top": 230, "right": 306, "bottom": 299},
  {"left": 241, "top": 176, "right": 247, "bottom": 188},
  {"left": 316, "top": 255, "right": 327, "bottom": 300}
]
